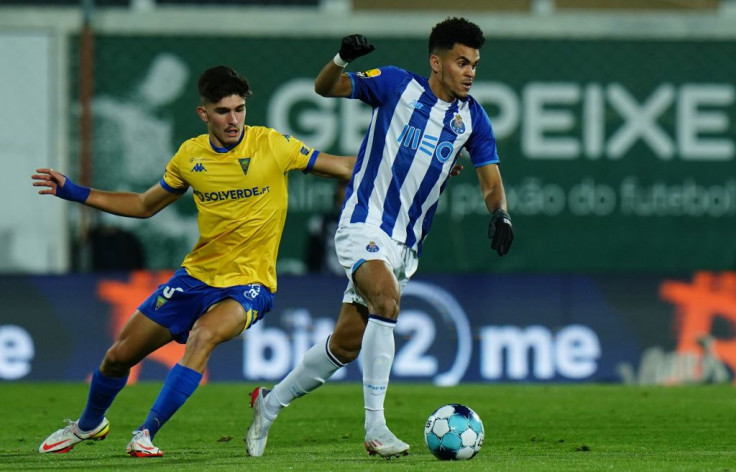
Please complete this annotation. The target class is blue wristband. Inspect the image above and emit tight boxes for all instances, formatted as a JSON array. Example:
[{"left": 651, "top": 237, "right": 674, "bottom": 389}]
[{"left": 56, "top": 174, "right": 91, "bottom": 203}]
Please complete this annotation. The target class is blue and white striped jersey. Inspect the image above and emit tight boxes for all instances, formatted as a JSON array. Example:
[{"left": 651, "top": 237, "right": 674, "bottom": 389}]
[{"left": 340, "top": 66, "right": 500, "bottom": 254}]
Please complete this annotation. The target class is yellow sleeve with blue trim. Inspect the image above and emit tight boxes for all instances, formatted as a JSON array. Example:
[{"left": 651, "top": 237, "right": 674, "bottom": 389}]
[
  {"left": 160, "top": 142, "right": 191, "bottom": 193},
  {"left": 265, "top": 129, "right": 319, "bottom": 174}
]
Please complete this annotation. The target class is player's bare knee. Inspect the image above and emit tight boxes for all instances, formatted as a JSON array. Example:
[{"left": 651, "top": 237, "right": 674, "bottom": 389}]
[
  {"left": 329, "top": 333, "right": 361, "bottom": 363},
  {"left": 100, "top": 346, "right": 134, "bottom": 376},
  {"left": 331, "top": 343, "right": 360, "bottom": 364},
  {"left": 187, "top": 325, "right": 223, "bottom": 352},
  {"left": 367, "top": 295, "right": 399, "bottom": 319}
]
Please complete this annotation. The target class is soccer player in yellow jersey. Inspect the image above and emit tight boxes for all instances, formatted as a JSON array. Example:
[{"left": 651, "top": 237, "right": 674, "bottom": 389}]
[{"left": 33, "top": 65, "right": 354, "bottom": 457}]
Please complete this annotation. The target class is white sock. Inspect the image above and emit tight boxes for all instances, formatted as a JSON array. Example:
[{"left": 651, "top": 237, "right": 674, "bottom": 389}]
[
  {"left": 362, "top": 316, "right": 396, "bottom": 433},
  {"left": 266, "top": 336, "right": 344, "bottom": 418}
]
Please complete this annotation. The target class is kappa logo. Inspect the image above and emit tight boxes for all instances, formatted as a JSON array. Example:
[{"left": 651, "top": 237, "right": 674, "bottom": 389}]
[
  {"left": 191, "top": 163, "right": 207, "bottom": 172},
  {"left": 366, "top": 241, "right": 380, "bottom": 253}
]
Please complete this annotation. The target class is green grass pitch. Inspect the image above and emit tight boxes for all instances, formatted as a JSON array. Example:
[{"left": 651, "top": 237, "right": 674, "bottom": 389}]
[{"left": 1, "top": 382, "right": 734, "bottom": 471}]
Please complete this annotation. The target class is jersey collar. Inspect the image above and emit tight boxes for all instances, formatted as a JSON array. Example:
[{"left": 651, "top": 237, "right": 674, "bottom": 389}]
[{"left": 209, "top": 129, "right": 245, "bottom": 153}]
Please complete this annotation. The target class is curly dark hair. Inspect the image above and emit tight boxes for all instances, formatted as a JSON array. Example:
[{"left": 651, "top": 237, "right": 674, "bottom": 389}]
[
  {"left": 197, "top": 65, "right": 253, "bottom": 104},
  {"left": 428, "top": 17, "right": 486, "bottom": 54}
]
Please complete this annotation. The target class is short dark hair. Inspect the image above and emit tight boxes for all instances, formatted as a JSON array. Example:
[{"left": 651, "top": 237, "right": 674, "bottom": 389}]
[
  {"left": 428, "top": 17, "right": 485, "bottom": 54},
  {"left": 197, "top": 65, "right": 252, "bottom": 104}
]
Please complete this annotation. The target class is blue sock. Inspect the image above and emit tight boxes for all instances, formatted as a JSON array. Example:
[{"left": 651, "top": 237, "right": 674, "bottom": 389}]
[
  {"left": 139, "top": 364, "right": 202, "bottom": 439},
  {"left": 78, "top": 369, "right": 128, "bottom": 432}
]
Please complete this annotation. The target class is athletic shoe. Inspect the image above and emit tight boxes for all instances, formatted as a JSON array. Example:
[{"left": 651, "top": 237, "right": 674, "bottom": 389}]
[
  {"left": 364, "top": 425, "right": 410, "bottom": 459},
  {"left": 38, "top": 418, "right": 110, "bottom": 453},
  {"left": 126, "top": 429, "right": 163, "bottom": 457},
  {"left": 244, "top": 386, "right": 274, "bottom": 457}
]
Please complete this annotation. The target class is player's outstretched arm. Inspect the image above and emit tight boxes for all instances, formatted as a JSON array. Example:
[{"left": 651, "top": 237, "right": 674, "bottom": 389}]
[
  {"left": 32, "top": 168, "right": 182, "bottom": 219},
  {"left": 314, "top": 34, "right": 374, "bottom": 98},
  {"left": 309, "top": 153, "right": 356, "bottom": 181},
  {"left": 476, "top": 164, "right": 513, "bottom": 256}
]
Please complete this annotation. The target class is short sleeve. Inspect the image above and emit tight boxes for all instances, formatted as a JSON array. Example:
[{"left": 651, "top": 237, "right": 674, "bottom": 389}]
[
  {"left": 160, "top": 147, "right": 189, "bottom": 194},
  {"left": 347, "top": 66, "right": 408, "bottom": 107},
  {"left": 267, "top": 129, "right": 318, "bottom": 173},
  {"left": 465, "top": 101, "right": 500, "bottom": 168}
]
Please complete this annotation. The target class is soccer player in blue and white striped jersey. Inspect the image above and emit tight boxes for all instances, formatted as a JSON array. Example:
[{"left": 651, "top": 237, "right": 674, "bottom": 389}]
[{"left": 246, "top": 17, "right": 513, "bottom": 459}]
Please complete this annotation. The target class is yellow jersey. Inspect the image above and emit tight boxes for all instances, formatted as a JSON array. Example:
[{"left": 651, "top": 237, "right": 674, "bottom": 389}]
[{"left": 161, "top": 126, "right": 317, "bottom": 291}]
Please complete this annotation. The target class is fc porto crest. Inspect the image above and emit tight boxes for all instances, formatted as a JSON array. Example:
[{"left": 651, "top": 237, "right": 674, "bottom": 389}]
[
  {"left": 238, "top": 157, "right": 251, "bottom": 175},
  {"left": 366, "top": 241, "right": 380, "bottom": 253},
  {"left": 450, "top": 113, "right": 466, "bottom": 135}
]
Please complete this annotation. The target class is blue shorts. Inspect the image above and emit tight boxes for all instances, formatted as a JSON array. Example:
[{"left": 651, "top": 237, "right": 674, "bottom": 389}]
[{"left": 137, "top": 268, "right": 274, "bottom": 343}]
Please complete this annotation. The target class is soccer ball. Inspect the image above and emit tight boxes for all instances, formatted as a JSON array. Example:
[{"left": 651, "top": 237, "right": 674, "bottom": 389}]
[{"left": 424, "top": 404, "right": 484, "bottom": 460}]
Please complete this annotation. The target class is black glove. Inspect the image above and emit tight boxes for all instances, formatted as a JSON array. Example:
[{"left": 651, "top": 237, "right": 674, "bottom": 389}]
[
  {"left": 488, "top": 209, "right": 513, "bottom": 256},
  {"left": 338, "top": 34, "right": 375, "bottom": 63}
]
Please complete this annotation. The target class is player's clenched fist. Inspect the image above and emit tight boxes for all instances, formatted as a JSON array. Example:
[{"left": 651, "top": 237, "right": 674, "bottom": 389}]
[
  {"left": 488, "top": 209, "right": 513, "bottom": 256},
  {"left": 338, "top": 34, "right": 375, "bottom": 63}
]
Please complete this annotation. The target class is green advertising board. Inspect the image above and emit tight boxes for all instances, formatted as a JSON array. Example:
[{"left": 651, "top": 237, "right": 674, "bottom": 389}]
[{"left": 76, "top": 35, "right": 736, "bottom": 273}]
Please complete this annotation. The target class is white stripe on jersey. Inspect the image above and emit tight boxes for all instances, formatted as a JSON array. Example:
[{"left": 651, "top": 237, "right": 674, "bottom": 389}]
[
  {"left": 340, "top": 70, "right": 485, "bottom": 254},
  {"left": 398, "top": 91, "right": 455, "bottom": 243},
  {"left": 373, "top": 83, "right": 426, "bottom": 243}
]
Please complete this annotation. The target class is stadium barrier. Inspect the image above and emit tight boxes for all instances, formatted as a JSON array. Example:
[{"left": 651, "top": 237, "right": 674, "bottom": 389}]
[{"left": 1, "top": 271, "right": 733, "bottom": 385}]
